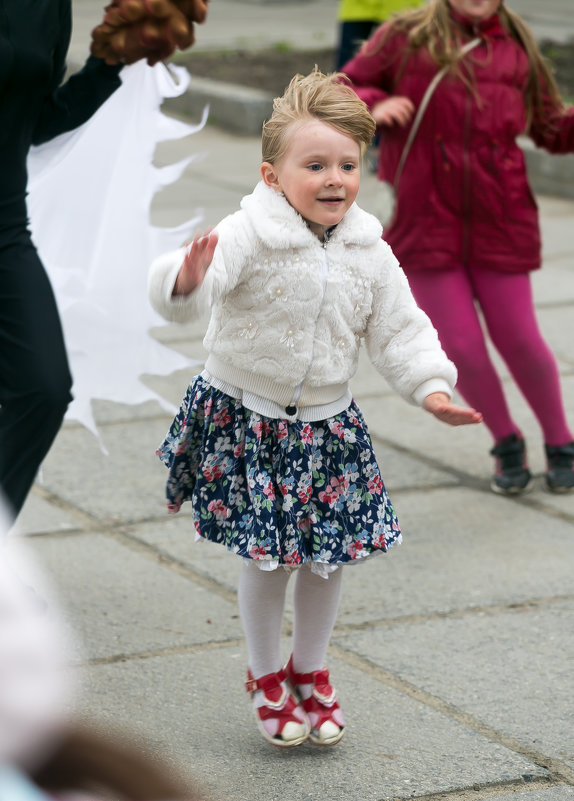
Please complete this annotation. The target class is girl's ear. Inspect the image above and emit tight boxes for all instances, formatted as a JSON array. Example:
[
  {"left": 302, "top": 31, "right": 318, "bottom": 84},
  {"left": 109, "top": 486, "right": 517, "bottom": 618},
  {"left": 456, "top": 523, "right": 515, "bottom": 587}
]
[{"left": 261, "top": 161, "right": 282, "bottom": 192}]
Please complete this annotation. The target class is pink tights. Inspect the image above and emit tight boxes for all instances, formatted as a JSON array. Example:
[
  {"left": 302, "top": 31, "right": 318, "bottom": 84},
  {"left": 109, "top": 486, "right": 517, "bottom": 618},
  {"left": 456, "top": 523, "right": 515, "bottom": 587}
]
[{"left": 406, "top": 267, "right": 573, "bottom": 446}]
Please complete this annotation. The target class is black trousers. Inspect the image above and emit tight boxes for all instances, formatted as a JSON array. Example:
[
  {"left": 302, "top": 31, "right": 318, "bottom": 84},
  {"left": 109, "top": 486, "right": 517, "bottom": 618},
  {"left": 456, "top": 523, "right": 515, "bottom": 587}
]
[{"left": 0, "top": 240, "right": 73, "bottom": 518}]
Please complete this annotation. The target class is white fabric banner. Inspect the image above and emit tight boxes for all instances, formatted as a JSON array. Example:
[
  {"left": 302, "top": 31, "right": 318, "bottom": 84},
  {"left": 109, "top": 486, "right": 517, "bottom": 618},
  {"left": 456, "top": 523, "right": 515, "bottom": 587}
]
[{"left": 27, "top": 62, "right": 206, "bottom": 448}]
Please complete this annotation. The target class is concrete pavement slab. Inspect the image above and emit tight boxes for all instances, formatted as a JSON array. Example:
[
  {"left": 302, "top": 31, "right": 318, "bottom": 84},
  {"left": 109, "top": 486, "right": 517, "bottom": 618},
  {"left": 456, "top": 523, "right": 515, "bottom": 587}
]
[
  {"left": 532, "top": 263, "right": 574, "bottom": 307},
  {"left": 125, "top": 484, "right": 574, "bottom": 625},
  {"left": 334, "top": 486, "right": 574, "bottom": 621},
  {"left": 17, "top": 492, "right": 86, "bottom": 535},
  {"left": 151, "top": 127, "right": 260, "bottom": 228},
  {"left": 37, "top": 417, "right": 179, "bottom": 524},
  {"left": 142, "top": 366, "right": 204, "bottom": 414},
  {"left": 39, "top": 399, "right": 465, "bottom": 524},
  {"left": 497, "top": 791, "right": 574, "bottom": 801},
  {"left": 358, "top": 385, "right": 574, "bottom": 490},
  {"left": 150, "top": 317, "right": 210, "bottom": 346},
  {"left": 336, "top": 599, "right": 574, "bottom": 771},
  {"left": 132, "top": 518, "right": 243, "bottom": 594},
  {"left": 76, "top": 650, "right": 549, "bottom": 801},
  {"left": 31, "top": 532, "right": 240, "bottom": 660},
  {"left": 538, "top": 311, "right": 574, "bottom": 368}
]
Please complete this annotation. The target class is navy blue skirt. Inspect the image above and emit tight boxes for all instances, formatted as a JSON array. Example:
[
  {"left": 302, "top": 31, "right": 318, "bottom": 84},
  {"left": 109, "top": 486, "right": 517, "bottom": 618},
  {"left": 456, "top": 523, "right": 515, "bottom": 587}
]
[{"left": 157, "top": 376, "right": 401, "bottom": 571}]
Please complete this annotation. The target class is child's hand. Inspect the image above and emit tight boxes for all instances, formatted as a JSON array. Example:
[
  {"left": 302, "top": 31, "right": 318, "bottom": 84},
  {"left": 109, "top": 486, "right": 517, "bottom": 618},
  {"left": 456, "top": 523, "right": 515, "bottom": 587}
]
[
  {"left": 371, "top": 96, "right": 415, "bottom": 127},
  {"left": 423, "top": 392, "right": 483, "bottom": 427},
  {"left": 172, "top": 229, "right": 218, "bottom": 296}
]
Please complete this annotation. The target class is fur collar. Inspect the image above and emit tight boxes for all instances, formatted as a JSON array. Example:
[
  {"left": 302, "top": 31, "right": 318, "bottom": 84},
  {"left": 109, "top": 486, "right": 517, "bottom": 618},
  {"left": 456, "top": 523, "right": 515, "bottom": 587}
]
[{"left": 240, "top": 181, "right": 382, "bottom": 249}]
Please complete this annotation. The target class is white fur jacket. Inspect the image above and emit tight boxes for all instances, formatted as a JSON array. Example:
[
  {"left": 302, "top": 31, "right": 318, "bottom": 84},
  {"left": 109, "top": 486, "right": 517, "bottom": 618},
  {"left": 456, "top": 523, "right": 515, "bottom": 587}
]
[{"left": 148, "top": 181, "right": 456, "bottom": 409}]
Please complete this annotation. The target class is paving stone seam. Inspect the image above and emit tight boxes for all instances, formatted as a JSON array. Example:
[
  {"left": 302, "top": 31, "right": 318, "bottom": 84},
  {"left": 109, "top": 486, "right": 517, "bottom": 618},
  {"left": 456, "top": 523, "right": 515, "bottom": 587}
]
[
  {"left": 535, "top": 298, "right": 574, "bottom": 310},
  {"left": 392, "top": 774, "right": 561, "bottom": 801},
  {"left": 330, "top": 594, "right": 574, "bottom": 634},
  {"left": 369, "top": 434, "right": 495, "bottom": 492},
  {"left": 70, "top": 593, "right": 573, "bottom": 667},
  {"left": 78, "top": 636, "right": 244, "bottom": 667},
  {"left": 29, "top": 483, "right": 103, "bottom": 531},
  {"left": 393, "top": 483, "right": 574, "bottom": 520},
  {"left": 370, "top": 434, "right": 574, "bottom": 520},
  {"left": 27, "top": 471, "right": 574, "bottom": 537},
  {"left": 329, "top": 643, "right": 574, "bottom": 786},
  {"left": 109, "top": 528, "right": 239, "bottom": 605},
  {"left": 54, "top": 412, "right": 186, "bottom": 430},
  {"left": 110, "top": 528, "right": 574, "bottom": 623},
  {"left": 24, "top": 526, "right": 89, "bottom": 539},
  {"left": 517, "top": 494, "right": 574, "bottom": 524}
]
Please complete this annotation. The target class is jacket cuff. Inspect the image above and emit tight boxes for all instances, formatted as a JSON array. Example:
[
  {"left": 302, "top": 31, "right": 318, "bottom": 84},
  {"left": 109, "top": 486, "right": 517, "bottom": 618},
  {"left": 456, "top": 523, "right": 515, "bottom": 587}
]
[{"left": 411, "top": 378, "right": 453, "bottom": 406}]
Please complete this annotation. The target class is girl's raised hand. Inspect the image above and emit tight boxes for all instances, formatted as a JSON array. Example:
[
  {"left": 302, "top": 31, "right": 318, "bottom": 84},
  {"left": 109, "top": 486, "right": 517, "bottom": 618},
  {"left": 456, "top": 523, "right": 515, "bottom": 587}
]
[
  {"left": 371, "top": 96, "right": 415, "bottom": 127},
  {"left": 423, "top": 392, "right": 483, "bottom": 427},
  {"left": 172, "top": 229, "right": 218, "bottom": 296}
]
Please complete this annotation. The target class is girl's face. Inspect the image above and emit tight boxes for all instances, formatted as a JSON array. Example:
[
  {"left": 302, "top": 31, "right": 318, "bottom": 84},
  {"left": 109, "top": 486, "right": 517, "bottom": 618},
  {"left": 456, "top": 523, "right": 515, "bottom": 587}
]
[
  {"left": 261, "top": 119, "right": 361, "bottom": 238},
  {"left": 448, "top": 0, "right": 501, "bottom": 22}
]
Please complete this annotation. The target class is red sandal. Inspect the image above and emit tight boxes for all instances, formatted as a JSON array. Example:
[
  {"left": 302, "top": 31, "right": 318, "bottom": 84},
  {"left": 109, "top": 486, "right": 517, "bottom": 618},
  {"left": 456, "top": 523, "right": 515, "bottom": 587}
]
[
  {"left": 245, "top": 668, "right": 310, "bottom": 748},
  {"left": 285, "top": 657, "right": 345, "bottom": 746}
]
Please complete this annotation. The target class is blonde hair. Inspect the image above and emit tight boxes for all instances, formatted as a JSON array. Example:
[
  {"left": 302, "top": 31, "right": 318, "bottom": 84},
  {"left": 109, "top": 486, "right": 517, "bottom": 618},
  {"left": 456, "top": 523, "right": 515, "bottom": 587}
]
[
  {"left": 363, "top": 0, "right": 564, "bottom": 129},
  {"left": 262, "top": 69, "right": 376, "bottom": 164}
]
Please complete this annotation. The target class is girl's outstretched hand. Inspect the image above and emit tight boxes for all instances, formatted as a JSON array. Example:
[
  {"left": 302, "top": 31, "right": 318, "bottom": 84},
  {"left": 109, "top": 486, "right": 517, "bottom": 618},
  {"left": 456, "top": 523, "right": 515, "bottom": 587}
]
[
  {"left": 423, "top": 392, "right": 483, "bottom": 427},
  {"left": 172, "top": 229, "right": 218, "bottom": 296},
  {"left": 371, "top": 96, "right": 415, "bottom": 127}
]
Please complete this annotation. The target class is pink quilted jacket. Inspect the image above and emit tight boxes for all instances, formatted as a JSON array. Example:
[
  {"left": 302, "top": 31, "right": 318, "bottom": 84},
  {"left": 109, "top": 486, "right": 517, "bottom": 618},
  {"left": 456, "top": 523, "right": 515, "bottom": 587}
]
[{"left": 343, "top": 9, "right": 574, "bottom": 274}]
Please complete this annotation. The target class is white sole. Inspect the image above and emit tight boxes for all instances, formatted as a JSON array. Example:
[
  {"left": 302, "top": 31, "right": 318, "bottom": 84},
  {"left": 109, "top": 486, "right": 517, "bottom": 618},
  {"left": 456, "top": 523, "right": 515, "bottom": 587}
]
[
  {"left": 253, "top": 712, "right": 310, "bottom": 748},
  {"left": 309, "top": 727, "right": 345, "bottom": 746},
  {"left": 490, "top": 478, "right": 534, "bottom": 496}
]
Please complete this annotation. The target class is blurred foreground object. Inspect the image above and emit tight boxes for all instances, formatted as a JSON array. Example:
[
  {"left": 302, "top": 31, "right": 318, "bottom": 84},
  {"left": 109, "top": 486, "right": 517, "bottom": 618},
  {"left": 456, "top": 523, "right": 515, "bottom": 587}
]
[
  {"left": 0, "top": 500, "right": 211, "bottom": 800},
  {"left": 91, "top": 0, "right": 210, "bottom": 66},
  {"left": 27, "top": 62, "right": 206, "bottom": 447},
  {"left": 31, "top": 725, "right": 209, "bottom": 800},
  {"left": 0, "top": 502, "right": 72, "bottom": 771}
]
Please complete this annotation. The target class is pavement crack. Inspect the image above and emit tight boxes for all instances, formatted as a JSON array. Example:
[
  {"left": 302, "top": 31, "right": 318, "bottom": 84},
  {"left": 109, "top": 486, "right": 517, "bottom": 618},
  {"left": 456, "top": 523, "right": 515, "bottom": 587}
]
[
  {"left": 515, "top": 493, "right": 574, "bottom": 523},
  {"left": 331, "top": 593, "right": 574, "bottom": 634},
  {"left": 79, "top": 637, "right": 243, "bottom": 667},
  {"left": 382, "top": 774, "right": 563, "bottom": 801},
  {"left": 370, "top": 435, "right": 489, "bottom": 492},
  {"left": 329, "top": 644, "right": 574, "bottom": 786},
  {"left": 28, "top": 485, "right": 108, "bottom": 531}
]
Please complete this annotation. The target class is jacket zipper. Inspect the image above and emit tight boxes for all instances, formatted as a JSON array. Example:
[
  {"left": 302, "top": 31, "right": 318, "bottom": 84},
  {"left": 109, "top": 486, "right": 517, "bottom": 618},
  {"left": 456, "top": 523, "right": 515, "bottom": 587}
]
[
  {"left": 287, "top": 240, "right": 330, "bottom": 413},
  {"left": 437, "top": 136, "right": 450, "bottom": 171}
]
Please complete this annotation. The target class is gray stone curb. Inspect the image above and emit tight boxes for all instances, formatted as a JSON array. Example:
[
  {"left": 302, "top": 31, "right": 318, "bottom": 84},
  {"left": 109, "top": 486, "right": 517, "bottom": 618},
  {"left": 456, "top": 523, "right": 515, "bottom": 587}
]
[
  {"left": 65, "top": 56, "right": 574, "bottom": 201},
  {"left": 167, "top": 75, "right": 273, "bottom": 137},
  {"left": 165, "top": 77, "right": 574, "bottom": 201}
]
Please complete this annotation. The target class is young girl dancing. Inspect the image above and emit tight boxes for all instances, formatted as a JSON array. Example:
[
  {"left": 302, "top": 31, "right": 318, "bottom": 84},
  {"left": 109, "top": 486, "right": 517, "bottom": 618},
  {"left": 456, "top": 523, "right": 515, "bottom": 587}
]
[
  {"left": 148, "top": 70, "right": 482, "bottom": 749},
  {"left": 341, "top": 0, "right": 574, "bottom": 495}
]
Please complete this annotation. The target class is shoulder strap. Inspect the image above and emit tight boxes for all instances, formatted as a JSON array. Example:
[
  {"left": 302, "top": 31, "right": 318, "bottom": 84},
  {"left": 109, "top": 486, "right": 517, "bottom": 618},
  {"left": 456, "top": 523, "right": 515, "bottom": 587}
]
[{"left": 393, "top": 37, "right": 481, "bottom": 191}]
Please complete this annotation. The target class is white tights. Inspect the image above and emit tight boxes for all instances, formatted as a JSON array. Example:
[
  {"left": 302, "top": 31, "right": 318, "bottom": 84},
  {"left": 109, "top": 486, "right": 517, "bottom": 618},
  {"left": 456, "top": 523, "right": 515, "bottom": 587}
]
[{"left": 237, "top": 560, "right": 343, "bottom": 678}]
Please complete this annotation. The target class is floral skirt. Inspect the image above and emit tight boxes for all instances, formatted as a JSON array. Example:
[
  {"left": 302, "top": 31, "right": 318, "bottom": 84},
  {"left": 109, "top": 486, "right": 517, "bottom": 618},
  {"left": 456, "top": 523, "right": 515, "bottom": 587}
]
[{"left": 156, "top": 376, "right": 401, "bottom": 572}]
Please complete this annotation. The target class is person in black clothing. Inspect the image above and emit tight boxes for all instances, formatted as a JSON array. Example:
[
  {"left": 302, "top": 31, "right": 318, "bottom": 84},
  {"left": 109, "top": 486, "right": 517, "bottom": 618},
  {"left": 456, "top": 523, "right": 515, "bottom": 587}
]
[{"left": 0, "top": 1, "right": 204, "bottom": 520}]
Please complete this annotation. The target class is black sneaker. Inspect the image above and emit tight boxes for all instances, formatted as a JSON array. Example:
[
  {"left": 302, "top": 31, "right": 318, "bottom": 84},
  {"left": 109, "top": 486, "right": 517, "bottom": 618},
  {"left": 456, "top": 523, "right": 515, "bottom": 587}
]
[
  {"left": 490, "top": 434, "right": 533, "bottom": 495},
  {"left": 544, "top": 441, "right": 574, "bottom": 493}
]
